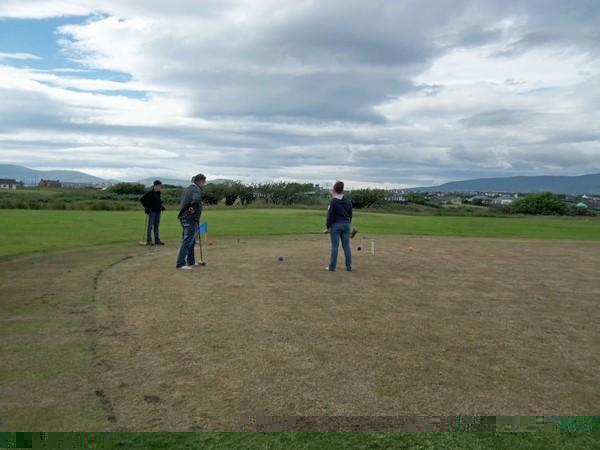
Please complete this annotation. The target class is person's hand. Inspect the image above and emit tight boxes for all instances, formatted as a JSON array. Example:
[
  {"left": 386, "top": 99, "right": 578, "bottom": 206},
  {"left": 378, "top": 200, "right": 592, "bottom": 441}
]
[{"left": 188, "top": 206, "right": 195, "bottom": 214}]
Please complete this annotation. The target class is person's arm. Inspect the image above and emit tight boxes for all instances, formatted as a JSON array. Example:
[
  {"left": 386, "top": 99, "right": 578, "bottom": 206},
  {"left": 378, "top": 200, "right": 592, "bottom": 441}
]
[
  {"left": 348, "top": 199, "right": 353, "bottom": 223},
  {"left": 178, "top": 186, "right": 193, "bottom": 218},
  {"left": 325, "top": 200, "right": 335, "bottom": 230},
  {"left": 140, "top": 191, "right": 150, "bottom": 213},
  {"left": 184, "top": 187, "right": 203, "bottom": 221}
]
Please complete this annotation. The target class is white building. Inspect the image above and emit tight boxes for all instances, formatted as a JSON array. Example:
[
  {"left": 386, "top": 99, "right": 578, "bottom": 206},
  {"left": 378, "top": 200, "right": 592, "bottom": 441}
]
[
  {"left": 0, "top": 178, "right": 18, "bottom": 189},
  {"left": 492, "top": 195, "right": 517, "bottom": 205}
]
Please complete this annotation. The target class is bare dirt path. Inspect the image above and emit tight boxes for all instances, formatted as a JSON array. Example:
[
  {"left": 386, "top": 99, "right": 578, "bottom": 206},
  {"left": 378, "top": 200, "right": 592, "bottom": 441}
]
[{"left": 1, "top": 236, "right": 599, "bottom": 430}]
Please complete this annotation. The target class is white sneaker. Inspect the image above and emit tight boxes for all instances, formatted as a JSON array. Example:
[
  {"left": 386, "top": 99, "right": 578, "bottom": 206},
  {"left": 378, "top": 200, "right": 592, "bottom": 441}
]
[{"left": 177, "top": 265, "right": 194, "bottom": 270}]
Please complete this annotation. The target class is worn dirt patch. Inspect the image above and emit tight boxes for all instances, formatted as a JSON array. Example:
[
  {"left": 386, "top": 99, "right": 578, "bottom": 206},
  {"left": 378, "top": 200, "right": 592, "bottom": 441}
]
[
  {"left": 1, "top": 236, "right": 599, "bottom": 430},
  {"left": 89, "top": 236, "right": 600, "bottom": 430}
]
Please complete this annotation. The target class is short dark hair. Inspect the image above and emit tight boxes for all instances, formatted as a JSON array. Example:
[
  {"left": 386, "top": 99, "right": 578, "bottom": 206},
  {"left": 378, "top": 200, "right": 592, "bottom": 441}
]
[
  {"left": 333, "top": 180, "right": 344, "bottom": 194},
  {"left": 153, "top": 179, "right": 162, "bottom": 186},
  {"left": 193, "top": 173, "right": 206, "bottom": 183}
]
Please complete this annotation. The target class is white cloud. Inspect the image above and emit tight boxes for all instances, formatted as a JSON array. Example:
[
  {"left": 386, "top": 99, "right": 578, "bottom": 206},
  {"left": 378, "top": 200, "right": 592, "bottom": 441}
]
[
  {"left": 0, "top": 0, "right": 98, "bottom": 19},
  {"left": 0, "top": 0, "right": 598, "bottom": 185},
  {"left": 0, "top": 52, "right": 41, "bottom": 60}
]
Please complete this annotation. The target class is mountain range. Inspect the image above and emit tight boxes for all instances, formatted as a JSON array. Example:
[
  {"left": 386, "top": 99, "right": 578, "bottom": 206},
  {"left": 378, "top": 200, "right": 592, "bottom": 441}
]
[
  {"left": 0, "top": 164, "right": 106, "bottom": 184},
  {"left": 1, "top": 164, "right": 598, "bottom": 194},
  {"left": 410, "top": 173, "right": 600, "bottom": 195},
  {"left": 0, "top": 164, "right": 234, "bottom": 187}
]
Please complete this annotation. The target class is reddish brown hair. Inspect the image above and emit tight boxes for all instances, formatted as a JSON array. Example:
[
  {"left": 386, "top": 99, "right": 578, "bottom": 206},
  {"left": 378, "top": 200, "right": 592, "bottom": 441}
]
[{"left": 333, "top": 181, "right": 344, "bottom": 194}]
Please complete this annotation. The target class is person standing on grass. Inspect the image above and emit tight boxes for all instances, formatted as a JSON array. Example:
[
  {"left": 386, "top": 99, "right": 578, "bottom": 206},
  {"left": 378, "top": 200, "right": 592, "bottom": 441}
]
[
  {"left": 324, "top": 180, "right": 353, "bottom": 272},
  {"left": 140, "top": 179, "right": 165, "bottom": 246},
  {"left": 176, "top": 173, "right": 206, "bottom": 270}
]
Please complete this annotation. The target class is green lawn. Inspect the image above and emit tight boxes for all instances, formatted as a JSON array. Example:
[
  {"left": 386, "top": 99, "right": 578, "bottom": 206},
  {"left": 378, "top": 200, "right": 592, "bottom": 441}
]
[
  {"left": 0, "top": 209, "right": 598, "bottom": 257},
  {"left": 1, "top": 206, "right": 598, "bottom": 449},
  {"left": 1, "top": 430, "right": 599, "bottom": 449}
]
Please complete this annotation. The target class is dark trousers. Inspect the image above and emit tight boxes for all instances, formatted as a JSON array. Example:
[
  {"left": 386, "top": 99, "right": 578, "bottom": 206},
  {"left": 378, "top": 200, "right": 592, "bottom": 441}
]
[{"left": 146, "top": 211, "right": 161, "bottom": 242}]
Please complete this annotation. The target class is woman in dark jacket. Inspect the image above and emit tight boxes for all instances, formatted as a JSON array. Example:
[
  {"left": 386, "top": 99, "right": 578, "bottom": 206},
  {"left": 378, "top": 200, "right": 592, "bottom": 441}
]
[{"left": 324, "top": 180, "right": 352, "bottom": 271}]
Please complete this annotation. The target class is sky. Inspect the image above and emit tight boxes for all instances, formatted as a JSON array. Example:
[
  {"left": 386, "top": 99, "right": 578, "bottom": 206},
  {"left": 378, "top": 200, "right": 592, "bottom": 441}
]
[{"left": 0, "top": 0, "right": 599, "bottom": 188}]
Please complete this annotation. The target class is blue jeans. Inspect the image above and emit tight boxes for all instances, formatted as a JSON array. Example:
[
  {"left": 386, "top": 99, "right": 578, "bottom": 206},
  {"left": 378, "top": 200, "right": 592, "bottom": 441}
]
[
  {"left": 329, "top": 221, "right": 352, "bottom": 271},
  {"left": 146, "top": 211, "right": 161, "bottom": 242},
  {"left": 176, "top": 219, "right": 198, "bottom": 268}
]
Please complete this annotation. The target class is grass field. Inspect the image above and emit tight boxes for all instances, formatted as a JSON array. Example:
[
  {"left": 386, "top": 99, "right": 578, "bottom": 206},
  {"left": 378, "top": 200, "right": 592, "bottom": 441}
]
[
  {"left": 1, "top": 209, "right": 599, "bottom": 448},
  {"left": 0, "top": 208, "right": 598, "bottom": 257},
  {"left": 1, "top": 429, "right": 600, "bottom": 449}
]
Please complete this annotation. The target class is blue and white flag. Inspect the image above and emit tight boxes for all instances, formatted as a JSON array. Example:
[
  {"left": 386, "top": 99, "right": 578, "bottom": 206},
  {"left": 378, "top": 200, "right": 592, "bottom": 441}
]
[{"left": 199, "top": 221, "right": 208, "bottom": 234}]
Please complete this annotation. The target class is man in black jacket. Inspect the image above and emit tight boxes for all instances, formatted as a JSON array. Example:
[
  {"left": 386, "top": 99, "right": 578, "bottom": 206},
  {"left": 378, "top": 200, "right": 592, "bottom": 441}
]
[{"left": 140, "top": 180, "right": 165, "bottom": 245}]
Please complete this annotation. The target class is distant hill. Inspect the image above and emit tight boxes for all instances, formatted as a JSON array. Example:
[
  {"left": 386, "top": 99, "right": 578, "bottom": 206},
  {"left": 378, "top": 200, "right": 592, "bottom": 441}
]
[
  {"left": 411, "top": 173, "right": 600, "bottom": 195},
  {"left": 0, "top": 165, "right": 236, "bottom": 187},
  {"left": 0, "top": 164, "right": 105, "bottom": 185},
  {"left": 2, "top": 163, "right": 598, "bottom": 194},
  {"left": 138, "top": 177, "right": 234, "bottom": 187},
  {"left": 138, "top": 177, "right": 190, "bottom": 187}
]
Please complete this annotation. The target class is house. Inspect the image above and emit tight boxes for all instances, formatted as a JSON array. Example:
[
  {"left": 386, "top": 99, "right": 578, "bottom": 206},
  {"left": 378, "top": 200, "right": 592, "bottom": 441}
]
[
  {"left": 384, "top": 189, "right": 408, "bottom": 204},
  {"left": 38, "top": 179, "right": 62, "bottom": 188},
  {"left": 492, "top": 195, "right": 516, "bottom": 205},
  {"left": 0, "top": 178, "right": 18, "bottom": 189},
  {"left": 575, "top": 197, "right": 600, "bottom": 210},
  {"left": 468, "top": 194, "right": 493, "bottom": 204},
  {"left": 586, "top": 199, "right": 600, "bottom": 209},
  {"left": 385, "top": 194, "right": 408, "bottom": 203}
]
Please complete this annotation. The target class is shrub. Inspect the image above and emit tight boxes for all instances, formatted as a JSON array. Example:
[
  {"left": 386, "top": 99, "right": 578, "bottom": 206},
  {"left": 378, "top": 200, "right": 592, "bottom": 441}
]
[
  {"left": 510, "top": 192, "right": 568, "bottom": 215},
  {"left": 106, "top": 182, "right": 146, "bottom": 195},
  {"left": 347, "top": 189, "right": 387, "bottom": 209}
]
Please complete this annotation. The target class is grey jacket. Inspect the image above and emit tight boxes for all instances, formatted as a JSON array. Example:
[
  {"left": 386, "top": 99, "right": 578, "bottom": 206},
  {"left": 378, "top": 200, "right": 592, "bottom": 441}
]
[{"left": 178, "top": 183, "right": 203, "bottom": 222}]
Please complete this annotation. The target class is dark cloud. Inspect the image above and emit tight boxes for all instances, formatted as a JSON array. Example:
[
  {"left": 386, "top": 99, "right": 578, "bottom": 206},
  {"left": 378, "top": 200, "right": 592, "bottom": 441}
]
[
  {"left": 262, "top": 0, "right": 455, "bottom": 67},
  {"left": 187, "top": 72, "right": 417, "bottom": 122},
  {"left": 460, "top": 109, "right": 532, "bottom": 127}
]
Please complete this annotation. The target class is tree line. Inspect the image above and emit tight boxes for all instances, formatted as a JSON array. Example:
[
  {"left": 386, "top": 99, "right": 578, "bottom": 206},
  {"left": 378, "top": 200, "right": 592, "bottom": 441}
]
[
  {"left": 108, "top": 182, "right": 598, "bottom": 215},
  {"left": 0, "top": 181, "right": 595, "bottom": 216}
]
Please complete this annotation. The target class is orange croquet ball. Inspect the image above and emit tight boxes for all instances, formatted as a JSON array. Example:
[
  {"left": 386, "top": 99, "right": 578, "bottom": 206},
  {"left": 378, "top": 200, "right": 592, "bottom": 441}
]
[{"left": 408, "top": 246, "right": 413, "bottom": 251}]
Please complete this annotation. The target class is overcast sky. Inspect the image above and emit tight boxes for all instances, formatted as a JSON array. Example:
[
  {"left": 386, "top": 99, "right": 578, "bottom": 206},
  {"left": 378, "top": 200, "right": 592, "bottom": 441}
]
[{"left": 0, "top": 0, "right": 599, "bottom": 187}]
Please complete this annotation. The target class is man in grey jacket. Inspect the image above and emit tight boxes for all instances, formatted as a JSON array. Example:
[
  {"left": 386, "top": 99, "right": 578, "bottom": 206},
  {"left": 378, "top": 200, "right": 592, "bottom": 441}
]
[{"left": 176, "top": 173, "right": 206, "bottom": 269}]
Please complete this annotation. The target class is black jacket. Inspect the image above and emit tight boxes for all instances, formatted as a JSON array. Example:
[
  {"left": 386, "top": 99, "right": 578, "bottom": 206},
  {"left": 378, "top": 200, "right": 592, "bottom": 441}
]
[
  {"left": 140, "top": 189, "right": 164, "bottom": 214},
  {"left": 326, "top": 196, "right": 352, "bottom": 229}
]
